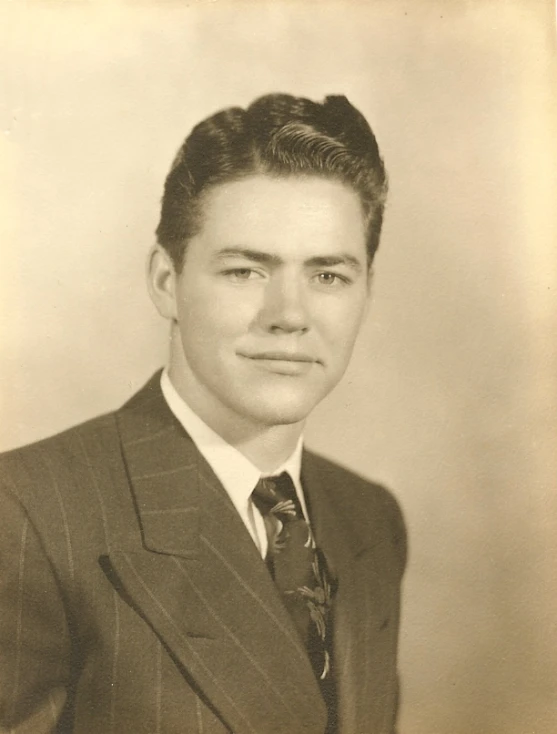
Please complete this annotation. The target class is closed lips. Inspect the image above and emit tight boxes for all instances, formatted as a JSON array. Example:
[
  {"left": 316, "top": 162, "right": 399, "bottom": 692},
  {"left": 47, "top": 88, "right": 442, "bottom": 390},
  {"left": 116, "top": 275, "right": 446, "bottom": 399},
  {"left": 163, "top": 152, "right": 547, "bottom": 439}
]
[{"left": 243, "top": 352, "right": 316, "bottom": 363}]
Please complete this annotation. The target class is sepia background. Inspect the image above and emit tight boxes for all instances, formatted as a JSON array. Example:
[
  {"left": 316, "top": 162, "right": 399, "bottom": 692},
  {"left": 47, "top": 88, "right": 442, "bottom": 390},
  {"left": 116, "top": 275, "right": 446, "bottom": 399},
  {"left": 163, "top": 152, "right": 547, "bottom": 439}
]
[{"left": 1, "top": 1, "right": 556, "bottom": 732}]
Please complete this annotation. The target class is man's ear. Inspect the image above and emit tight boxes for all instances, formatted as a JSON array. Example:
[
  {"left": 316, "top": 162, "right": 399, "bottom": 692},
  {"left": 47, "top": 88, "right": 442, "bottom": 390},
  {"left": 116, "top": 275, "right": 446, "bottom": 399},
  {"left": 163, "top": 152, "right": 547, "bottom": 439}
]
[{"left": 146, "top": 245, "right": 178, "bottom": 320}]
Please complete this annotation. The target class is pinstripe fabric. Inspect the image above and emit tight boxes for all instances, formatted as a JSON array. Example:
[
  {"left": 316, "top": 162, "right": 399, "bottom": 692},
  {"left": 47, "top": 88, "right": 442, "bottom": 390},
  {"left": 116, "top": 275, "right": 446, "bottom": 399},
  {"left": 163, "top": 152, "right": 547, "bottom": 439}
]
[
  {"left": 10, "top": 516, "right": 28, "bottom": 728},
  {"left": 0, "top": 372, "right": 406, "bottom": 734},
  {"left": 155, "top": 641, "right": 162, "bottom": 734},
  {"left": 42, "top": 453, "right": 75, "bottom": 581},
  {"left": 76, "top": 433, "right": 120, "bottom": 734},
  {"left": 195, "top": 696, "right": 205, "bottom": 734}
]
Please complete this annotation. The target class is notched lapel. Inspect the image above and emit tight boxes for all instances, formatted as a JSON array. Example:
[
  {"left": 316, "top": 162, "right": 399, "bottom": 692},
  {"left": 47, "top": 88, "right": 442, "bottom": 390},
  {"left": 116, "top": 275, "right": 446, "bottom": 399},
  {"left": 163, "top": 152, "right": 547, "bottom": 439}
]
[{"left": 103, "top": 377, "right": 327, "bottom": 734}]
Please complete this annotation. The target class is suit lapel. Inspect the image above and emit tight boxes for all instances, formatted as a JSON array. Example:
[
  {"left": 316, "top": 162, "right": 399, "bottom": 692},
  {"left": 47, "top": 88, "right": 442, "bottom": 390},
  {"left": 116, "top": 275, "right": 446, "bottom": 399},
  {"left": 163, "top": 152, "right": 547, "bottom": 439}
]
[{"left": 102, "top": 375, "right": 326, "bottom": 734}]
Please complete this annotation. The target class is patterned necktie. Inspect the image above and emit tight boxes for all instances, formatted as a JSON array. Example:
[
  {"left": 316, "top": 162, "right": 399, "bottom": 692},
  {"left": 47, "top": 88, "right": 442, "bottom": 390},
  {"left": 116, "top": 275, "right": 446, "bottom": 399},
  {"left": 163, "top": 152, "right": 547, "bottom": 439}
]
[{"left": 251, "top": 472, "right": 334, "bottom": 683}]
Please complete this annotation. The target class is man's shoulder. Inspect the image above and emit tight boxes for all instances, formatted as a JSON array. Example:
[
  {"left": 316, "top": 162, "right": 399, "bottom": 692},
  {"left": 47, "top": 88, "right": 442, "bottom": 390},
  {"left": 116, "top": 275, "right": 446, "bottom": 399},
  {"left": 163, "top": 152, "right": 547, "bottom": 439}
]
[
  {"left": 0, "top": 374, "right": 166, "bottom": 562},
  {"left": 0, "top": 371, "right": 162, "bottom": 483},
  {"left": 303, "top": 449, "right": 407, "bottom": 571},
  {"left": 0, "top": 409, "right": 120, "bottom": 491},
  {"left": 304, "top": 448, "right": 403, "bottom": 516},
  {"left": 0, "top": 411, "right": 127, "bottom": 557}
]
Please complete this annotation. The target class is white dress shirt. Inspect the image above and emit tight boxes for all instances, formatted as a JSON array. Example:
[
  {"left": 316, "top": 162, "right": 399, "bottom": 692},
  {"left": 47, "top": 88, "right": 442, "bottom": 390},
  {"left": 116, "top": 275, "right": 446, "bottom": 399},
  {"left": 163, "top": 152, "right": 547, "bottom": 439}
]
[{"left": 160, "top": 371, "right": 310, "bottom": 558}]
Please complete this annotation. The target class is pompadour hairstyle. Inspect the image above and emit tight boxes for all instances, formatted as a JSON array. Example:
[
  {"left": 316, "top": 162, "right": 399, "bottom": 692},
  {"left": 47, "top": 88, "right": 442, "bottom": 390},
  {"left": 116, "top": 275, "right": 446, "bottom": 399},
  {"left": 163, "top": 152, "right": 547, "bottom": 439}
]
[{"left": 156, "top": 93, "right": 388, "bottom": 270}]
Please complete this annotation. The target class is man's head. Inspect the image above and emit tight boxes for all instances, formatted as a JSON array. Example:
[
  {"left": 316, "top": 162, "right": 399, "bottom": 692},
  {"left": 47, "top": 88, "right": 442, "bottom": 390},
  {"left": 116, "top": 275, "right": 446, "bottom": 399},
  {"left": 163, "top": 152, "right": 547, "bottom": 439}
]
[
  {"left": 156, "top": 93, "right": 388, "bottom": 272},
  {"left": 148, "top": 93, "right": 388, "bottom": 435}
]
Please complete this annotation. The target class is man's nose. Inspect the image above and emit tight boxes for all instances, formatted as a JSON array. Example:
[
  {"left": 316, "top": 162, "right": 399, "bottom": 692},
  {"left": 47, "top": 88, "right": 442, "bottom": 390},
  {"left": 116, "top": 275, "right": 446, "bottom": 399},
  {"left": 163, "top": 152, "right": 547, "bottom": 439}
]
[{"left": 258, "top": 276, "right": 310, "bottom": 333}]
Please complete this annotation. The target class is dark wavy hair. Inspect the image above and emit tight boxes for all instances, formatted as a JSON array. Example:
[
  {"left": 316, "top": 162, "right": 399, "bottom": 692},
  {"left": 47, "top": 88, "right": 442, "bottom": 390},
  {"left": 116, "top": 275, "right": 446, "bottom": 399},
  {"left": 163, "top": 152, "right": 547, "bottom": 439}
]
[{"left": 156, "top": 93, "right": 388, "bottom": 271}]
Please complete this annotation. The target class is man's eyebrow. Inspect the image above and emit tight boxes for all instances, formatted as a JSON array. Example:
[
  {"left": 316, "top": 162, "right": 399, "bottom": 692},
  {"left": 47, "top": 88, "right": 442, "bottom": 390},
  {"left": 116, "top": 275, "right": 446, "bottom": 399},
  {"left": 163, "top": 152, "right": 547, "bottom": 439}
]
[
  {"left": 213, "top": 248, "right": 283, "bottom": 266},
  {"left": 306, "top": 255, "right": 364, "bottom": 273},
  {"left": 213, "top": 248, "right": 364, "bottom": 272}
]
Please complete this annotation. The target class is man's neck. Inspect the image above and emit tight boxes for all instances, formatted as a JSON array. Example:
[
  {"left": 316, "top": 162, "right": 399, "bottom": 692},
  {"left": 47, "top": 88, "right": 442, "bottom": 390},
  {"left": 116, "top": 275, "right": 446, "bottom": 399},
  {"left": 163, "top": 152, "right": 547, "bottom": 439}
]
[
  {"left": 229, "top": 423, "right": 303, "bottom": 474},
  {"left": 166, "top": 368, "right": 304, "bottom": 474}
]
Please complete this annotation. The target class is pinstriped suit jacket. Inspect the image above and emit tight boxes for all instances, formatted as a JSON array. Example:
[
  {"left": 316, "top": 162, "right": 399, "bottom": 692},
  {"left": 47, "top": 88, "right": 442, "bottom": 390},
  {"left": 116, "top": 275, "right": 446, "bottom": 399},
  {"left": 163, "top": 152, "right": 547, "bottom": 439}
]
[{"left": 0, "top": 373, "right": 406, "bottom": 734}]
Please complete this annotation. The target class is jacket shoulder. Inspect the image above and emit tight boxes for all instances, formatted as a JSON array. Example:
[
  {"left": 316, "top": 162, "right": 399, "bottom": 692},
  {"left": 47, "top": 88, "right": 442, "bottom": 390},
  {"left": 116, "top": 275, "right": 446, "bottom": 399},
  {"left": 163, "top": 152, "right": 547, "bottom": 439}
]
[
  {"left": 0, "top": 372, "right": 163, "bottom": 524},
  {"left": 304, "top": 449, "right": 403, "bottom": 514},
  {"left": 0, "top": 411, "right": 120, "bottom": 507},
  {"left": 0, "top": 370, "right": 163, "bottom": 477},
  {"left": 304, "top": 449, "right": 407, "bottom": 571}
]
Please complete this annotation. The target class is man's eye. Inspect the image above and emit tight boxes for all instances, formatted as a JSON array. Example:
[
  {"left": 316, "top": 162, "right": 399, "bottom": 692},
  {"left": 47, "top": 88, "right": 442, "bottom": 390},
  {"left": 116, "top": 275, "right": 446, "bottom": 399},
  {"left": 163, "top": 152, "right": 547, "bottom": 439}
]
[
  {"left": 224, "top": 268, "right": 259, "bottom": 281},
  {"left": 315, "top": 272, "right": 348, "bottom": 286}
]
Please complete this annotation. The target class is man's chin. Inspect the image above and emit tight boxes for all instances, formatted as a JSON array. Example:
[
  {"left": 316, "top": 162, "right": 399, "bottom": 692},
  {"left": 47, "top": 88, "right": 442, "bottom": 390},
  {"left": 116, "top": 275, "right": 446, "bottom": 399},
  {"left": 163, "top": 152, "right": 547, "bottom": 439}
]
[{"left": 243, "top": 396, "right": 319, "bottom": 428}]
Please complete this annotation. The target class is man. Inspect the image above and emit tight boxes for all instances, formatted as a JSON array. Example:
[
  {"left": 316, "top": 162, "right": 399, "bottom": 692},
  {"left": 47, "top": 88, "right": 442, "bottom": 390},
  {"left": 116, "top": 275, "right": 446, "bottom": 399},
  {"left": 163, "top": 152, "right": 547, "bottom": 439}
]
[{"left": 0, "top": 93, "right": 406, "bottom": 734}]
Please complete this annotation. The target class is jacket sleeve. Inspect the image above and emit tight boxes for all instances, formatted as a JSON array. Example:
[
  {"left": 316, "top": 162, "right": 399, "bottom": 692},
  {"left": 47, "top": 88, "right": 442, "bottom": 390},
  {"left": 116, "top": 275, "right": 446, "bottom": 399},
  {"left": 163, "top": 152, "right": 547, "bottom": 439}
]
[{"left": 0, "top": 487, "right": 71, "bottom": 733}]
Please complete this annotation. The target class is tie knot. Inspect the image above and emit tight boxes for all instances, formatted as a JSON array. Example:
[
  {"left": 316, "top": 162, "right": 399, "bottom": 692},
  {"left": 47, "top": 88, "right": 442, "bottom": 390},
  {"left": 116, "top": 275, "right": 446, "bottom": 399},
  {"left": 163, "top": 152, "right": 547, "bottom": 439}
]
[{"left": 251, "top": 472, "right": 302, "bottom": 521}]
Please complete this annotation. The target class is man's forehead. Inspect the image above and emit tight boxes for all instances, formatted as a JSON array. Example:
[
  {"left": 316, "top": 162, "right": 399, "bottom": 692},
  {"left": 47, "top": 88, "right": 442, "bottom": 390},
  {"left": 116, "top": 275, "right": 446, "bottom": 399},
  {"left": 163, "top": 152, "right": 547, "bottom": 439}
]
[
  {"left": 200, "top": 173, "right": 361, "bottom": 208},
  {"left": 194, "top": 174, "right": 367, "bottom": 246}
]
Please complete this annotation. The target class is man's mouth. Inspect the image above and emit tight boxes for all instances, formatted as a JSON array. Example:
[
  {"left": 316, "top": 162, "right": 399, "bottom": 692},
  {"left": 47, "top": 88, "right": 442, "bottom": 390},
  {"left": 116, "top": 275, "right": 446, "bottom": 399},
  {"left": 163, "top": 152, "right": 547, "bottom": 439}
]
[
  {"left": 244, "top": 351, "right": 316, "bottom": 363},
  {"left": 239, "top": 351, "right": 320, "bottom": 375}
]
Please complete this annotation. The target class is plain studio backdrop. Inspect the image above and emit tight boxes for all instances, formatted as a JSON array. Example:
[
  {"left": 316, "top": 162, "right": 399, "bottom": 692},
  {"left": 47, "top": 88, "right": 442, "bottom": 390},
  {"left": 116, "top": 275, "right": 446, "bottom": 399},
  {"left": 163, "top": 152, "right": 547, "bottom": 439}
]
[{"left": 1, "top": 2, "right": 556, "bottom": 732}]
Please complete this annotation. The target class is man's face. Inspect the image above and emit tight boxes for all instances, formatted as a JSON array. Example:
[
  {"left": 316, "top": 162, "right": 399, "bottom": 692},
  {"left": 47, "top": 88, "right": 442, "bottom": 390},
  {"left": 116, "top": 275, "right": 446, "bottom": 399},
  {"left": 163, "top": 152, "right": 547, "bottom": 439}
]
[{"left": 161, "top": 174, "right": 370, "bottom": 431}]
